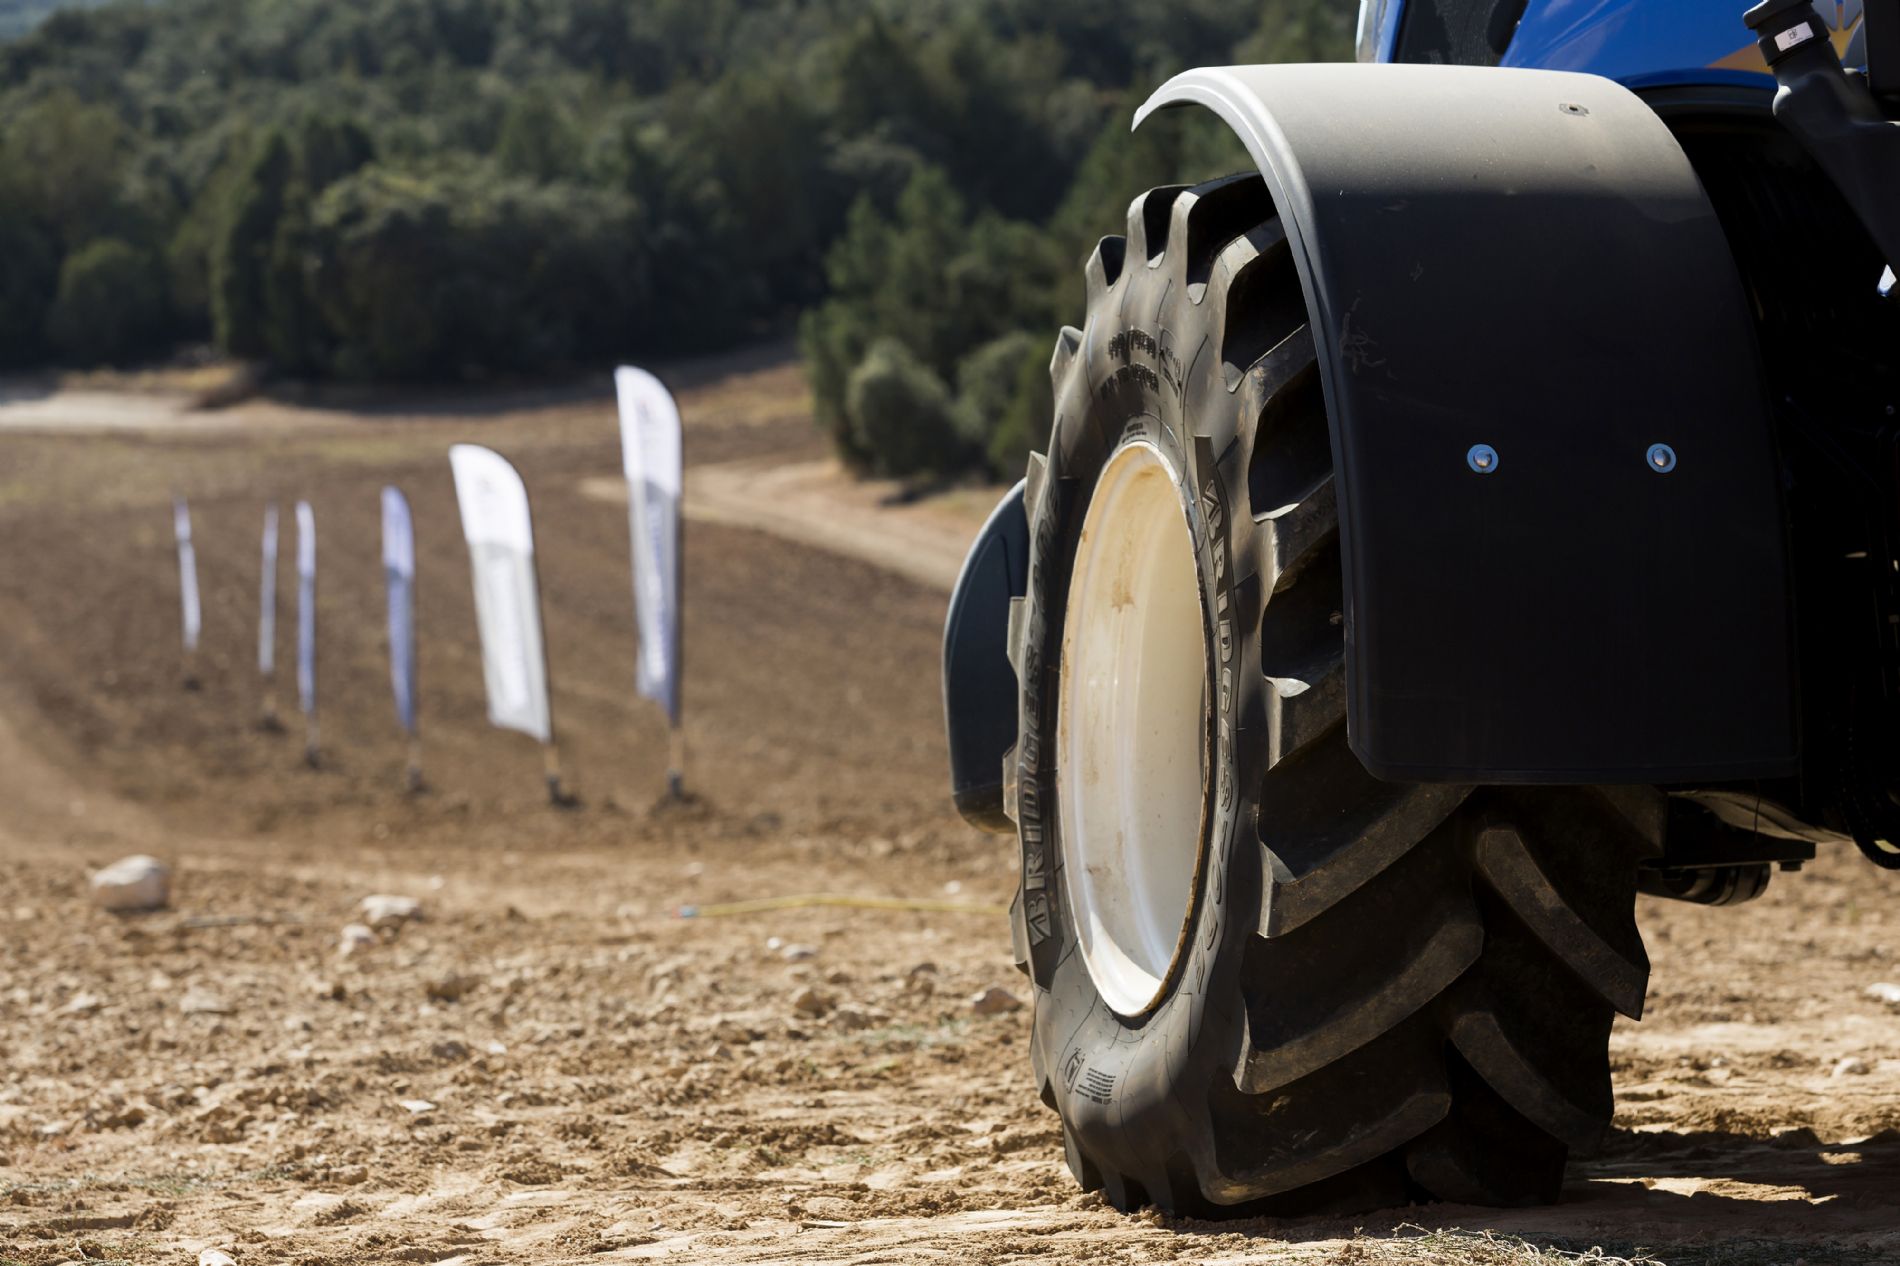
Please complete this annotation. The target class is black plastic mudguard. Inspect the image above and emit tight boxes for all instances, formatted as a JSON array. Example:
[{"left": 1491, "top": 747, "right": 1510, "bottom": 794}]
[
  {"left": 1137, "top": 63, "right": 1797, "bottom": 783},
  {"left": 943, "top": 481, "right": 1028, "bottom": 831}
]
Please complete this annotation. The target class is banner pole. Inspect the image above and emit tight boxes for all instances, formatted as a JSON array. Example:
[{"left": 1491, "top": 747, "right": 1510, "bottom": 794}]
[
  {"left": 259, "top": 502, "right": 281, "bottom": 730},
  {"left": 542, "top": 741, "right": 566, "bottom": 806},
  {"left": 304, "top": 714, "right": 320, "bottom": 768},
  {"left": 406, "top": 736, "right": 424, "bottom": 794},
  {"left": 666, "top": 725, "right": 685, "bottom": 802},
  {"left": 667, "top": 498, "right": 685, "bottom": 802}
]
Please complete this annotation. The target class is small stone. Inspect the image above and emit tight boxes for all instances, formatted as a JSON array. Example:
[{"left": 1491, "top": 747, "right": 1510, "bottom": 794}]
[
  {"left": 780, "top": 944, "right": 818, "bottom": 962},
  {"left": 334, "top": 1163, "right": 369, "bottom": 1185},
  {"left": 199, "top": 1250, "right": 238, "bottom": 1266},
  {"left": 425, "top": 973, "right": 479, "bottom": 1003},
  {"left": 1834, "top": 1056, "right": 1872, "bottom": 1078},
  {"left": 712, "top": 1019, "right": 757, "bottom": 1045},
  {"left": 970, "top": 986, "right": 1024, "bottom": 1016},
  {"left": 359, "top": 894, "right": 423, "bottom": 931},
  {"left": 337, "top": 923, "right": 376, "bottom": 957},
  {"left": 60, "top": 992, "right": 103, "bottom": 1016},
  {"left": 431, "top": 1039, "right": 470, "bottom": 1062},
  {"left": 1867, "top": 982, "right": 1900, "bottom": 1008},
  {"left": 89, "top": 855, "right": 170, "bottom": 913},
  {"left": 791, "top": 987, "right": 835, "bottom": 1018},
  {"left": 398, "top": 1098, "right": 436, "bottom": 1115},
  {"left": 830, "top": 1005, "right": 888, "bottom": 1033},
  {"left": 765, "top": 936, "right": 784, "bottom": 952},
  {"left": 179, "top": 987, "right": 232, "bottom": 1016}
]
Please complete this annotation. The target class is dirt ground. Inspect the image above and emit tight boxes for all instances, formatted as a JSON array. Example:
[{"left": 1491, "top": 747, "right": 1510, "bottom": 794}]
[{"left": 0, "top": 352, "right": 1898, "bottom": 1265}]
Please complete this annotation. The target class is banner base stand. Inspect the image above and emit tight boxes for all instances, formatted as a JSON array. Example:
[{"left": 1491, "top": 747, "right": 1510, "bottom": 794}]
[
  {"left": 543, "top": 744, "right": 579, "bottom": 809},
  {"left": 405, "top": 738, "right": 425, "bottom": 795},
  {"left": 304, "top": 717, "right": 321, "bottom": 769}
]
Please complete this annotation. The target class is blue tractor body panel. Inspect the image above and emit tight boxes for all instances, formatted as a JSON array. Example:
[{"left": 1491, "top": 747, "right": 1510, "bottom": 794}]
[{"left": 1362, "top": 0, "right": 1861, "bottom": 83}]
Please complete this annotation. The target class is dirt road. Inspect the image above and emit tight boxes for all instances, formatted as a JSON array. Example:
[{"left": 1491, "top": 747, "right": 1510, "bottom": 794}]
[{"left": 0, "top": 354, "right": 1897, "bottom": 1265}]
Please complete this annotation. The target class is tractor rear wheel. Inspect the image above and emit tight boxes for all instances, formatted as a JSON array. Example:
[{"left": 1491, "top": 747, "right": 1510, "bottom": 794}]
[{"left": 1005, "top": 173, "right": 1658, "bottom": 1214}]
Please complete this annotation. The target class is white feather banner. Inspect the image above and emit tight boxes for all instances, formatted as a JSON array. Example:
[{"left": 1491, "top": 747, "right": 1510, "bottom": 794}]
[
  {"left": 172, "top": 497, "right": 201, "bottom": 654},
  {"left": 613, "top": 366, "right": 683, "bottom": 727},
  {"left": 448, "top": 445, "right": 552, "bottom": 744}
]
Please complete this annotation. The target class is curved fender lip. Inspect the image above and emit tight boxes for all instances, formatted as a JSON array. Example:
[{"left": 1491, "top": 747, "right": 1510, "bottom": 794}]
[
  {"left": 1137, "top": 64, "right": 1798, "bottom": 784},
  {"left": 943, "top": 480, "right": 1029, "bottom": 832}
]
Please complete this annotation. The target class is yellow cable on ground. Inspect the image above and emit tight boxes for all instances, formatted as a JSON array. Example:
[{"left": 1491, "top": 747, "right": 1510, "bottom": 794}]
[{"left": 679, "top": 893, "right": 1007, "bottom": 918}]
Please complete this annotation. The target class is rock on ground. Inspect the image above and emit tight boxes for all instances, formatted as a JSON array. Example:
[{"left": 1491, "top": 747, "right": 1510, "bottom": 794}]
[
  {"left": 359, "top": 893, "right": 423, "bottom": 930},
  {"left": 337, "top": 922, "right": 376, "bottom": 956},
  {"left": 179, "top": 986, "right": 232, "bottom": 1015},
  {"left": 88, "top": 854, "right": 170, "bottom": 912},
  {"left": 969, "top": 986, "right": 1024, "bottom": 1016},
  {"left": 792, "top": 986, "right": 835, "bottom": 1018}
]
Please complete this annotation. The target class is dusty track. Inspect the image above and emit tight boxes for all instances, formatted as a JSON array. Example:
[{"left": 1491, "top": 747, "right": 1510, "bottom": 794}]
[{"left": 0, "top": 353, "right": 1898, "bottom": 1264}]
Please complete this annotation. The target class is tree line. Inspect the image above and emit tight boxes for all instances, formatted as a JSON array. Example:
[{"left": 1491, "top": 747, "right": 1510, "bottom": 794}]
[{"left": 0, "top": 0, "right": 1351, "bottom": 477}]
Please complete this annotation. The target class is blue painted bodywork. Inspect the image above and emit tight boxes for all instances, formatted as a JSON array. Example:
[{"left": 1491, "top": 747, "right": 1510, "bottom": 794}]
[
  {"left": 1505, "top": 0, "right": 1767, "bottom": 80},
  {"left": 1362, "top": 0, "right": 1863, "bottom": 85}
]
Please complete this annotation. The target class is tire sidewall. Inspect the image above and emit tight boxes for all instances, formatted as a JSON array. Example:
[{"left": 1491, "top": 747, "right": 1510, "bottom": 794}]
[{"left": 1018, "top": 372, "right": 1255, "bottom": 1189}]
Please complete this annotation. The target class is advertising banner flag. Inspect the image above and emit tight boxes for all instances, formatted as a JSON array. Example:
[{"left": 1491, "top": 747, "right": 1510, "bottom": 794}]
[
  {"left": 448, "top": 444, "right": 552, "bottom": 745},
  {"left": 259, "top": 503, "right": 279, "bottom": 680},
  {"left": 382, "top": 486, "right": 418, "bottom": 737},
  {"left": 613, "top": 367, "right": 683, "bottom": 729},
  {"left": 295, "top": 501, "right": 316, "bottom": 719},
  {"left": 172, "top": 497, "right": 201, "bottom": 655}
]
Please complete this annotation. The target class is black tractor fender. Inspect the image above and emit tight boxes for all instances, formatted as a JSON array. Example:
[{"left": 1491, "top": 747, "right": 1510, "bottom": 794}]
[
  {"left": 1134, "top": 63, "right": 1797, "bottom": 784},
  {"left": 944, "top": 63, "right": 1798, "bottom": 831},
  {"left": 943, "top": 478, "right": 1028, "bottom": 833}
]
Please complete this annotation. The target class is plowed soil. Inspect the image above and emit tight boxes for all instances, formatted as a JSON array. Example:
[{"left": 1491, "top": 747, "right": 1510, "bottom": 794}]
[{"left": 0, "top": 352, "right": 1897, "bottom": 1265}]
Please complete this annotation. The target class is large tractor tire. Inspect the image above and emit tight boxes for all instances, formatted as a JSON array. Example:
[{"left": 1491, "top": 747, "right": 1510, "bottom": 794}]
[{"left": 1006, "top": 173, "right": 1660, "bottom": 1215}]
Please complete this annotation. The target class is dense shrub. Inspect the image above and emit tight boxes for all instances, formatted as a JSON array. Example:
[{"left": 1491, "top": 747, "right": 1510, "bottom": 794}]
[
  {"left": 955, "top": 331, "right": 1049, "bottom": 480},
  {"left": 305, "top": 164, "right": 647, "bottom": 378},
  {"left": 846, "top": 338, "right": 966, "bottom": 479},
  {"left": 45, "top": 235, "right": 167, "bottom": 363},
  {"left": 0, "top": 199, "right": 57, "bottom": 365}
]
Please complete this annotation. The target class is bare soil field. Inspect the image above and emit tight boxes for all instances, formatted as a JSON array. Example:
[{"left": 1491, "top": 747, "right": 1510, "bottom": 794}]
[{"left": 0, "top": 353, "right": 1898, "bottom": 1264}]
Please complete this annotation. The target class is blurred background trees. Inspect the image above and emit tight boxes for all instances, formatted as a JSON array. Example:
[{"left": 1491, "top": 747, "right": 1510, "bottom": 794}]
[{"left": 0, "top": 0, "right": 1352, "bottom": 475}]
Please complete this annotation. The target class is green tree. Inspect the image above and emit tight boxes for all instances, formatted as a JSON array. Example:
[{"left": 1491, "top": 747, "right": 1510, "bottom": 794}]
[
  {"left": 0, "top": 88, "right": 130, "bottom": 249},
  {"left": 44, "top": 236, "right": 168, "bottom": 364},
  {"left": 305, "top": 162, "right": 646, "bottom": 379},
  {"left": 210, "top": 131, "right": 297, "bottom": 359},
  {"left": 954, "top": 330, "right": 1049, "bottom": 479},
  {"left": 0, "top": 180, "right": 58, "bottom": 367},
  {"left": 495, "top": 90, "right": 584, "bottom": 182},
  {"left": 1237, "top": 0, "right": 1356, "bottom": 63},
  {"left": 846, "top": 337, "right": 969, "bottom": 480}
]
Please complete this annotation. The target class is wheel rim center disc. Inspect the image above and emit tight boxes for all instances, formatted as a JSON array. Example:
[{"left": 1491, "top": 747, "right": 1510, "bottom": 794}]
[{"left": 1057, "top": 439, "right": 1208, "bottom": 1018}]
